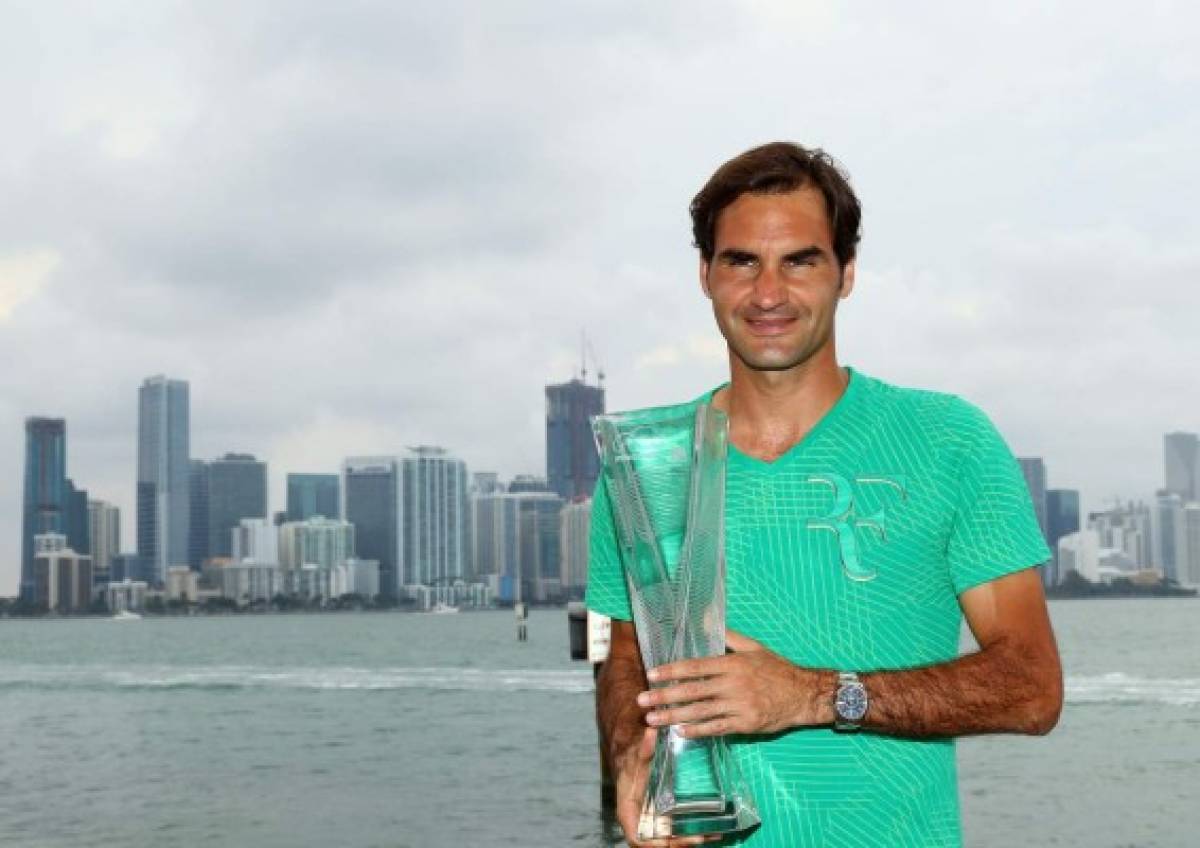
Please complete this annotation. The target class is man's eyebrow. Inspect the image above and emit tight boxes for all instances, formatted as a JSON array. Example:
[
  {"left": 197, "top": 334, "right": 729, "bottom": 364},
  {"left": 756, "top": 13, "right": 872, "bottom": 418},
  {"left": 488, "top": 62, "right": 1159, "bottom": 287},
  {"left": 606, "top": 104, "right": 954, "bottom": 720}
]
[
  {"left": 715, "top": 248, "right": 758, "bottom": 262},
  {"left": 782, "top": 246, "right": 825, "bottom": 263}
]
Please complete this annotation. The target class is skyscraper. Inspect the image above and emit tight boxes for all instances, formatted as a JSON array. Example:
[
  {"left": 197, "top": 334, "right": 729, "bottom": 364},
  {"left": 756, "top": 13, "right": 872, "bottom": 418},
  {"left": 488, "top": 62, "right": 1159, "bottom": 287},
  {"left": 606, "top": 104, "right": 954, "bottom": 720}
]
[
  {"left": 206, "top": 453, "right": 268, "bottom": 559},
  {"left": 546, "top": 377, "right": 605, "bottom": 502},
  {"left": 188, "top": 460, "right": 210, "bottom": 568},
  {"left": 1152, "top": 490, "right": 1186, "bottom": 582},
  {"left": 559, "top": 497, "right": 591, "bottom": 600},
  {"left": 137, "top": 375, "right": 190, "bottom": 585},
  {"left": 286, "top": 473, "right": 340, "bottom": 521},
  {"left": 343, "top": 457, "right": 401, "bottom": 597},
  {"left": 65, "top": 478, "right": 90, "bottom": 557},
  {"left": 1045, "top": 489, "right": 1080, "bottom": 588},
  {"left": 20, "top": 417, "right": 66, "bottom": 600},
  {"left": 399, "top": 447, "right": 468, "bottom": 588},
  {"left": 1163, "top": 432, "right": 1199, "bottom": 502},
  {"left": 87, "top": 500, "right": 121, "bottom": 580}
]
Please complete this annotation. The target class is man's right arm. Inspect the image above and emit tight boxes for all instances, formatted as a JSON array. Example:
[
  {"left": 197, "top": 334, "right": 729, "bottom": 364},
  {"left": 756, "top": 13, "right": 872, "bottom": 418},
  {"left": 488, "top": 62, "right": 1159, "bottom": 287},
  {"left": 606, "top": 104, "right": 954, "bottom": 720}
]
[
  {"left": 596, "top": 620, "right": 648, "bottom": 769},
  {"left": 598, "top": 621, "right": 719, "bottom": 847}
]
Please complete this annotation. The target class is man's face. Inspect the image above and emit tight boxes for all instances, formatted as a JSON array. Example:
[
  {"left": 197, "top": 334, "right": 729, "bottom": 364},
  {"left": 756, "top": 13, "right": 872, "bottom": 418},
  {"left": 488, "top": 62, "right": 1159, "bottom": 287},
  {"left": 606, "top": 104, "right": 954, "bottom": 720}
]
[{"left": 700, "top": 186, "right": 855, "bottom": 373}]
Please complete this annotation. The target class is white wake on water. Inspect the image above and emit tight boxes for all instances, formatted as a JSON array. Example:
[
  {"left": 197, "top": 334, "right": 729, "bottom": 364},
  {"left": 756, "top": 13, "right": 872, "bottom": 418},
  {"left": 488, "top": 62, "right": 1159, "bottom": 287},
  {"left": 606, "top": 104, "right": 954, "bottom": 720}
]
[
  {"left": 0, "top": 664, "right": 596, "bottom": 694},
  {"left": 2, "top": 667, "right": 1195, "bottom": 704}
]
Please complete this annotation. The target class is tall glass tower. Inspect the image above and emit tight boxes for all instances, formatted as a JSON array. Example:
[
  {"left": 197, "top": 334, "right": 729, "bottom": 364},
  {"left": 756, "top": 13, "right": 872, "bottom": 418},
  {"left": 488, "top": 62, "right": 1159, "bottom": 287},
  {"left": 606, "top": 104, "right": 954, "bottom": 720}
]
[
  {"left": 343, "top": 457, "right": 400, "bottom": 598},
  {"left": 545, "top": 378, "right": 605, "bottom": 502},
  {"left": 137, "top": 375, "right": 190, "bottom": 586},
  {"left": 20, "top": 417, "right": 67, "bottom": 600}
]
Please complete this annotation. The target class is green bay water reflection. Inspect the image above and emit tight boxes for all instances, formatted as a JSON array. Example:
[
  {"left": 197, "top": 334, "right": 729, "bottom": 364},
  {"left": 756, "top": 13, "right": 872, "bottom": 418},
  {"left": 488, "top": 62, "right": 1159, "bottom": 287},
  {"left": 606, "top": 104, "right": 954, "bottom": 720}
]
[{"left": 0, "top": 603, "right": 1196, "bottom": 847}]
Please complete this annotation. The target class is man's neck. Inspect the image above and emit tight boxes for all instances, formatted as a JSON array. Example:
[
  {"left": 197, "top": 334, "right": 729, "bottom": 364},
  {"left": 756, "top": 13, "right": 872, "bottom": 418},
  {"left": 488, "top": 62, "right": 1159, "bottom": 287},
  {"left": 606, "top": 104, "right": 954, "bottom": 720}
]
[{"left": 711, "top": 351, "right": 849, "bottom": 462}]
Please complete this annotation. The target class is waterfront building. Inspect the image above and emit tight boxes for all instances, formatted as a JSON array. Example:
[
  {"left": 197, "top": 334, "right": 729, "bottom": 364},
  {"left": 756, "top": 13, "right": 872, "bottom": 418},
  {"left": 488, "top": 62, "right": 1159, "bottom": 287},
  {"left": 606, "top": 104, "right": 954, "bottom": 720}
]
[
  {"left": 1164, "top": 432, "right": 1199, "bottom": 501},
  {"left": 331, "top": 558, "right": 381, "bottom": 599},
  {"left": 343, "top": 456, "right": 401, "bottom": 597},
  {"left": 21, "top": 417, "right": 66, "bottom": 600},
  {"left": 211, "top": 561, "right": 279, "bottom": 605},
  {"left": 231, "top": 518, "right": 278, "bottom": 565},
  {"left": 508, "top": 474, "right": 552, "bottom": 494},
  {"left": 32, "top": 533, "right": 93, "bottom": 613},
  {"left": 137, "top": 375, "right": 190, "bottom": 585},
  {"left": 278, "top": 517, "right": 355, "bottom": 570},
  {"left": 106, "top": 579, "right": 148, "bottom": 613},
  {"left": 560, "top": 497, "right": 591, "bottom": 599},
  {"left": 1151, "top": 490, "right": 1187, "bottom": 582},
  {"left": 65, "top": 479, "right": 90, "bottom": 557},
  {"left": 1088, "top": 501, "right": 1153, "bottom": 569},
  {"left": 1183, "top": 503, "right": 1200, "bottom": 587},
  {"left": 188, "top": 460, "right": 211, "bottom": 568},
  {"left": 165, "top": 565, "right": 200, "bottom": 603},
  {"left": 206, "top": 453, "right": 268, "bottom": 559},
  {"left": 286, "top": 473, "right": 340, "bottom": 522},
  {"left": 545, "top": 377, "right": 605, "bottom": 502},
  {"left": 87, "top": 500, "right": 121, "bottom": 581},
  {"left": 1045, "top": 489, "right": 1080, "bottom": 588},
  {"left": 399, "top": 446, "right": 469, "bottom": 588}
]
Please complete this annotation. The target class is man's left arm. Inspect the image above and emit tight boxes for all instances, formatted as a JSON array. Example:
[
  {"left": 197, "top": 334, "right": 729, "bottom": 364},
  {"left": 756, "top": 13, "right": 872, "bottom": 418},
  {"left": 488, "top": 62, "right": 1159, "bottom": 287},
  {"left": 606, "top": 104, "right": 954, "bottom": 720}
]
[{"left": 638, "top": 566, "right": 1063, "bottom": 740}]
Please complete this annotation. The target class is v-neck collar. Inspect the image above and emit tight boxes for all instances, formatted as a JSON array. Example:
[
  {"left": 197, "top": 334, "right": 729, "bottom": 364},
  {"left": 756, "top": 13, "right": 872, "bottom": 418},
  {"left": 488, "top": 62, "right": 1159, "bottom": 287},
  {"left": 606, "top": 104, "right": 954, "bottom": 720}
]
[{"left": 702, "top": 366, "right": 863, "bottom": 471}]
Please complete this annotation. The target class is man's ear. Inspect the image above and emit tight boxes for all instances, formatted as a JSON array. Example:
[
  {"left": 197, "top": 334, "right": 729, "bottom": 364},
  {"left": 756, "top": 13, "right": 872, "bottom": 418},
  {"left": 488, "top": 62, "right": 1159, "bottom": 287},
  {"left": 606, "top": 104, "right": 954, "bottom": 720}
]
[
  {"left": 839, "top": 258, "right": 857, "bottom": 299},
  {"left": 699, "top": 258, "right": 712, "bottom": 299}
]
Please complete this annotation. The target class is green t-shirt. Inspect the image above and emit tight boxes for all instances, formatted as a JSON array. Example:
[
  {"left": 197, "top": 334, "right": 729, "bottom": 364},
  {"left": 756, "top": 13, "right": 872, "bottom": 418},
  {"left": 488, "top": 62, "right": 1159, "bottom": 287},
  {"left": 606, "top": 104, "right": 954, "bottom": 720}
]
[{"left": 585, "top": 366, "right": 1050, "bottom": 848}]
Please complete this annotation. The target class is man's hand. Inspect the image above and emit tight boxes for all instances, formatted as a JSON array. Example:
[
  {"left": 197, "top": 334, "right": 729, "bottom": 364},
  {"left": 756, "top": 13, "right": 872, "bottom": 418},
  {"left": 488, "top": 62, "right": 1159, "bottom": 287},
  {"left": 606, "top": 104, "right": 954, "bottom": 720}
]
[
  {"left": 612, "top": 726, "right": 721, "bottom": 847},
  {"left": 638, "top": 631, "right": 836, "bottom": 739}
]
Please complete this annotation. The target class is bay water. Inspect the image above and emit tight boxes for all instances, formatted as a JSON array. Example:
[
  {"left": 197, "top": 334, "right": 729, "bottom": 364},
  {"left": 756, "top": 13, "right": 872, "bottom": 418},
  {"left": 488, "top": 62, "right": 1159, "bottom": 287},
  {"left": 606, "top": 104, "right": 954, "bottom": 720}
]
[{"left": 0, "top": 600, "right": 1196, "bottom": 847}]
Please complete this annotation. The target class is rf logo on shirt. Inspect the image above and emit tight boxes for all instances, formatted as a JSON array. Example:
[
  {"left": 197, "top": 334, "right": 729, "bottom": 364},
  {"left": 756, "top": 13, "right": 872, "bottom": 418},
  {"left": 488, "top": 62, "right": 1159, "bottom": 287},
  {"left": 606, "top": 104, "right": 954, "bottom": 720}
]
[{"left": 806, "top": 474, "right": 907, "bottom": 581}]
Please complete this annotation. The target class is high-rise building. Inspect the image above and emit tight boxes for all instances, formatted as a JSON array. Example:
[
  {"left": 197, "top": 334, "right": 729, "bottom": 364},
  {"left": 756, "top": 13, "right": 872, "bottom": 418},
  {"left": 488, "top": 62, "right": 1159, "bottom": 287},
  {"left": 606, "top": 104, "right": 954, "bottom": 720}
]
[
  {"left": 399, "top": 447, "right": 468, "bottom": 588},
  {"left": 32, "top": 533, "right": 93, "bottom": 613},
  {"left": 206, "top": 453, "right": 268, "bottom": 559},
  {"left": 87, "top": 500, "right": 121, "bottom": 580},
  {"left": 1164, "top": 432, "right": 1199, "bottom": 502},
  {"left": 137, "top": 375, "right": 190, "bottom": 585},
  {"left": 546, "top": 377, "right": 605, "bottom": 502},
  {"left": 343, "top": 457, "right": 401, "bottom": 597},
  {"left": 1089, "top": 501, "right": 1153, "bottom": 569},
  {"left": 231, "top": 518, "right": 278, "bottom": 565},
  {"left": 1182, "top": 503, "right": 1200, "bottom": 587},
  {"left": 1044, "top": 489, "right": 1080, "bottom": 588},
  {"left": 65, "top": 479, "right": 90, "bottom": 557},
  {"left": 286, "top": 473, "right": 340, "bottom": 522},
  {"left": 1152, "top": 490, "right": 1186, "bottom": 582},
  {"left": 278, "top": 517, "right": 355, "bottom": 570},
  {"left": 188, "top": 460, "right": 211, "bottom": 568},
  {"left": 471, "top": 489, "right": 563, "bottom": 603},
  {"left": 560, "top": 497, "right": 591, "bottom": 600},
  {"left": 20, "top": 417, "right": 66, "bottom": 600}
]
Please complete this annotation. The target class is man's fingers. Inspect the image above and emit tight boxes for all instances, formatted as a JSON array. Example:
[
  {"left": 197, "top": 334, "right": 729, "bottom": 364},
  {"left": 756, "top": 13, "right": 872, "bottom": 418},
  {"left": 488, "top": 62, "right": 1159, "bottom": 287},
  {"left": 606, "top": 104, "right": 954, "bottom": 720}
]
[{"left": 646, "top": 699, "right": 728, "bottom": 728}]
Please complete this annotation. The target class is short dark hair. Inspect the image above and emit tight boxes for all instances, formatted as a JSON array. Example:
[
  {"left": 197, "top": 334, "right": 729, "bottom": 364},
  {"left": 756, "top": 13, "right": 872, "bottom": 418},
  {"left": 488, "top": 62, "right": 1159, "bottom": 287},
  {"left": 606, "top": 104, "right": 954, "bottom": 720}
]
[{"left": 690, "top": 142, "right": 862, "bottom": 267}]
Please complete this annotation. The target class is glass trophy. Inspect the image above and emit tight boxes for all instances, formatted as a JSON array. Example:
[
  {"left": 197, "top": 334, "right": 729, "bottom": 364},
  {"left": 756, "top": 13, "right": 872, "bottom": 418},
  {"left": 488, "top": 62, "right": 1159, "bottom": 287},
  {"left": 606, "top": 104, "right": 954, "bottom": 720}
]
[{"left": 593, "top": 401, "right": 759, "bottom": 840}]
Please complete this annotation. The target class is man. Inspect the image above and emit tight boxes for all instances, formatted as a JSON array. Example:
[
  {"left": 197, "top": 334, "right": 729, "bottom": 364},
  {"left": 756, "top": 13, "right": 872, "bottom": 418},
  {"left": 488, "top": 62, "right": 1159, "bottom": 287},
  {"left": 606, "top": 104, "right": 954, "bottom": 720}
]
[{"left": 586, "top": 142, "right": 1063, "bottom": 847}]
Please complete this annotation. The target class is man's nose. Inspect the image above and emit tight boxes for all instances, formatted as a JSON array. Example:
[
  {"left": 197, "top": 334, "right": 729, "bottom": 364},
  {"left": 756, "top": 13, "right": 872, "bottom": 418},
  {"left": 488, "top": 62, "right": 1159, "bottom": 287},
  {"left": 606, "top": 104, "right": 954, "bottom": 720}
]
[{"left": 750, "top": 266, "right": 786, "bottom": 309}]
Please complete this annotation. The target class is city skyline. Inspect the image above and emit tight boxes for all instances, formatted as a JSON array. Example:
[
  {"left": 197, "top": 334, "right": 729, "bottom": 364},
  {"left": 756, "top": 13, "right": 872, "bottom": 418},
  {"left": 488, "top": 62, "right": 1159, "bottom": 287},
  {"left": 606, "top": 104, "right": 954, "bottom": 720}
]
[
  {"left": 3, "top": 3, "right": 1199, "bottom": 594},
  {"left": 8, "top": 366, "right": 1197, "bottom": 596}
]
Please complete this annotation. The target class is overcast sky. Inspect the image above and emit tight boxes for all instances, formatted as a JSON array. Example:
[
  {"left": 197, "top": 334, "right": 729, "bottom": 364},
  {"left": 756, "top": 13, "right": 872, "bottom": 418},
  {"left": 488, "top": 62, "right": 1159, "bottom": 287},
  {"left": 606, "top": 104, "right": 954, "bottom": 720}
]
[{"left": 2, "top": 1, "right": 1198, "bottom": 593}]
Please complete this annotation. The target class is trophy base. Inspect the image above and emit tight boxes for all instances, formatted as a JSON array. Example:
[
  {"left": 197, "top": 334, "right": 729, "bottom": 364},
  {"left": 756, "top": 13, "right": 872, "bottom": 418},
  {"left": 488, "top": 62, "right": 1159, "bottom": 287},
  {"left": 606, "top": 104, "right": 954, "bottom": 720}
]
[{"left": 638, "top": 797, "right": 760, "bottom": 840}]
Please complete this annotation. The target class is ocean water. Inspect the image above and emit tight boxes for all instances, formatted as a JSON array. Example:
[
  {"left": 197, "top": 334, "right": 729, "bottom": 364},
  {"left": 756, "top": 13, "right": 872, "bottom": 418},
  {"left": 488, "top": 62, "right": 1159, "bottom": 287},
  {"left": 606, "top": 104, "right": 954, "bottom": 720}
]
[{"left": 0, "top": 601, "right": 1196, "bottom": 847}]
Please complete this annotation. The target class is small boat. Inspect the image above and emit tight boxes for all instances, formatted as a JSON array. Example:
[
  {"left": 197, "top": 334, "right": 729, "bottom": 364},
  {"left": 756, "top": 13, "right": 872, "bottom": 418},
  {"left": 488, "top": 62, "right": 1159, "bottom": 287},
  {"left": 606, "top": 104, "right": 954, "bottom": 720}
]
[
  {"left": 428, "top": 602, "right": 460, "bottom": 614},
  {"left": 112, "top": 610, "right": 143, "bottom": 621}
]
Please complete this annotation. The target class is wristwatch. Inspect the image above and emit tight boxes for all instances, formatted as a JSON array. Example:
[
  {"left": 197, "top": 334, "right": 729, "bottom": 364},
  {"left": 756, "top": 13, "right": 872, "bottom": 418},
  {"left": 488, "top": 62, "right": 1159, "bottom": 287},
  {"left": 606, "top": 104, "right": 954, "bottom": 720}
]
[{"left": 833, "top": 671, "right": 869, "bottom": 732}]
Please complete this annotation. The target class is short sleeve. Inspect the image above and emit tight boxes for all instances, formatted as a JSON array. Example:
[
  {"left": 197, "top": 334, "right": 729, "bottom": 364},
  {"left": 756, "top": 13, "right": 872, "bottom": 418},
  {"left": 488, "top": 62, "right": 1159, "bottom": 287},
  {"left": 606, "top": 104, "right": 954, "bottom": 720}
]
[
  {"left": 584, "top": 475, "right": 633, "bottom": 621},
  {"left": 945, "top": 401, "right": 1052, "bottom": 595}
]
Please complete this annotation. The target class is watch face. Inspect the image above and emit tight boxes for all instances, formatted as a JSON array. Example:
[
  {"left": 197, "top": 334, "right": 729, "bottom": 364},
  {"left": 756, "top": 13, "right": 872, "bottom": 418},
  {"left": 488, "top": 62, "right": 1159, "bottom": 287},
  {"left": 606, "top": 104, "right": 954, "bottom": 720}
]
[{"left": 836, "top": 682, "right": 868, "bottom": 722}]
